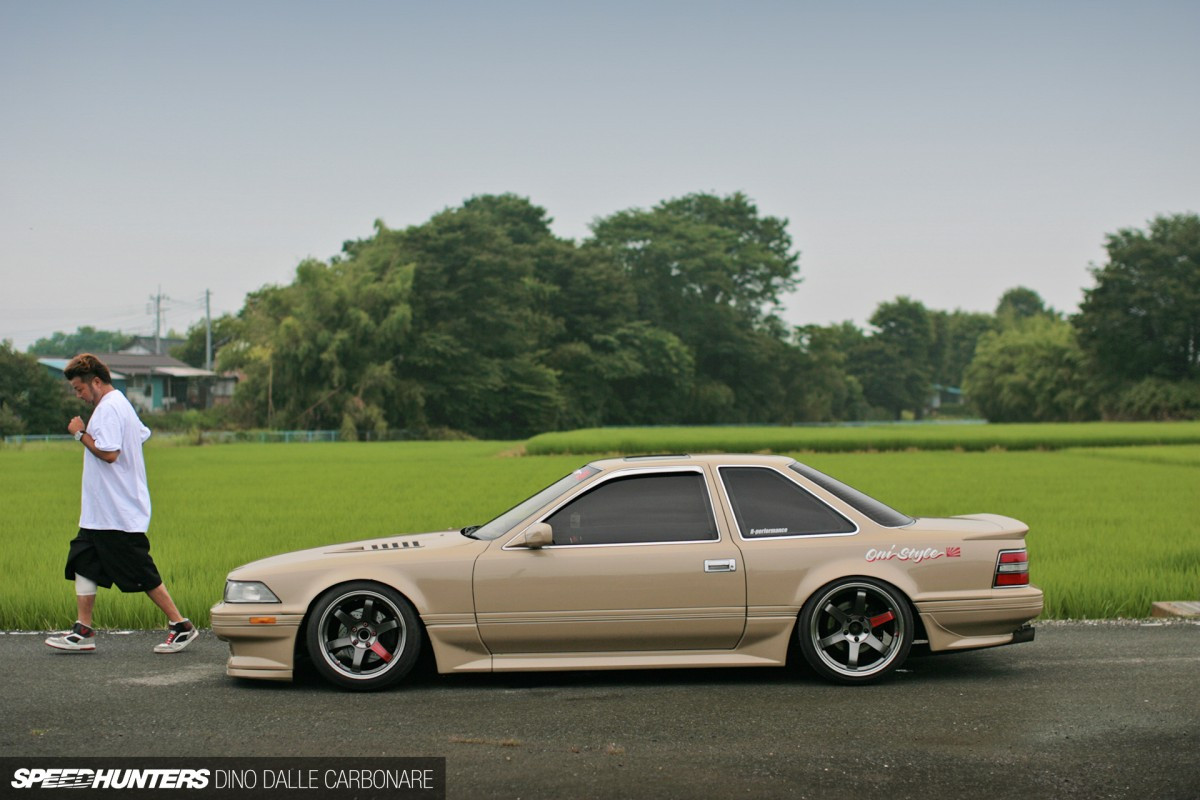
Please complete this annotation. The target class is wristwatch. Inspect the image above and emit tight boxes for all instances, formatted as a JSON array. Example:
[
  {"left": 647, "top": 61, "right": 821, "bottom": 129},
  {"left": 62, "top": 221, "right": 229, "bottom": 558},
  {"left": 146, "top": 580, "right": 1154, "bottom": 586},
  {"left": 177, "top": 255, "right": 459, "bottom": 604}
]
[{"left": 74, "top": 430, "right": 85, "bottom": 442}]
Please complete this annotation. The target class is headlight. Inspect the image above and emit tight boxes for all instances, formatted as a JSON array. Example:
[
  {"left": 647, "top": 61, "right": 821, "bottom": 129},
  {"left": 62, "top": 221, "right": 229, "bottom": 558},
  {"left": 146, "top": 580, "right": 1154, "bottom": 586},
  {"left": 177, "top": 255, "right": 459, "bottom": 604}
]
[{"left": 224, "top": 580, "right": 281, "bottom": 603}]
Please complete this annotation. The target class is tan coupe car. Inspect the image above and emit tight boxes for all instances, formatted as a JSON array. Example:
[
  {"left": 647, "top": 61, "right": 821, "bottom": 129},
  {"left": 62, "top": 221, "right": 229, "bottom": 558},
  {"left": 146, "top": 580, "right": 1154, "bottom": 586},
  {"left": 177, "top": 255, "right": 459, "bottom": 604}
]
[{"left": 212, "top": 454, "right": 1042, "bottom": 690}]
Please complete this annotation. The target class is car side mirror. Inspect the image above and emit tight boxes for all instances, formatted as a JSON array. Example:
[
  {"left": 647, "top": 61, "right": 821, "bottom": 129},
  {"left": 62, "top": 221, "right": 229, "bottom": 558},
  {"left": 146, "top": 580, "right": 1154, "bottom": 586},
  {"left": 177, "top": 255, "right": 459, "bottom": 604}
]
[{"left": 513, "top": 522, "right": 553, "bottom": 549}]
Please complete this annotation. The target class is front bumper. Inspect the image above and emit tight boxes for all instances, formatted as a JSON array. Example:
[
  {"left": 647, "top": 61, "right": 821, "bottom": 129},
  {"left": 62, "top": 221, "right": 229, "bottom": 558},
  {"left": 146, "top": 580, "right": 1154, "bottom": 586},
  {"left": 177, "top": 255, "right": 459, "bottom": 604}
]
[{"left": 210, "top": 603, "right": 305, "bottom": 681}]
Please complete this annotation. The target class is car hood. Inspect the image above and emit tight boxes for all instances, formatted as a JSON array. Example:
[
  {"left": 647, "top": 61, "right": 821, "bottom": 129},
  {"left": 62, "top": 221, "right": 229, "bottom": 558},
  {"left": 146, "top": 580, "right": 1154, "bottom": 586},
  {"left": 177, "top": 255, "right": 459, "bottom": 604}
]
[
  {"left": 904, "top": 513, "right": 1029, "bottom": 540},
  {"left": 229, "top": 529, "right": 477, "bottom": 574}
]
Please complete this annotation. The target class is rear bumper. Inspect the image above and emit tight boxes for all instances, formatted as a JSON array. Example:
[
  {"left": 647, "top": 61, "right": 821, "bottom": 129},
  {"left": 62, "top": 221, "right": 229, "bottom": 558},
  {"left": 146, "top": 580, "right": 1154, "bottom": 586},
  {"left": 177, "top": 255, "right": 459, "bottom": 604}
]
[{"left": 916, "top": 586, "right": 1043, "bottom": 652}]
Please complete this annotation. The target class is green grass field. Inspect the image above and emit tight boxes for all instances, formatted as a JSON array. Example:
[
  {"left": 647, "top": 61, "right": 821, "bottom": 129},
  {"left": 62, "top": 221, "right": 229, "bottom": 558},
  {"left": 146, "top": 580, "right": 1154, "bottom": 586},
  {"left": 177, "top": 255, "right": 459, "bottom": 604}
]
[
  {"left": 2, "top": 436, "right": 1197, "bottom": 628},
  {"left": 525, "top": 421, "right": 1200, "bottom": 455}
]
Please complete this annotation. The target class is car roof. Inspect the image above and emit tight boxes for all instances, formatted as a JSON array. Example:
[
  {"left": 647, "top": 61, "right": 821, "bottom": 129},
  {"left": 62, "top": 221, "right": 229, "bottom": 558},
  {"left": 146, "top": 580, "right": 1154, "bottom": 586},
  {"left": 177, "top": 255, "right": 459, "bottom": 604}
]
[{"left": 589, "top": 453, "right": 798, "bottom": 471}]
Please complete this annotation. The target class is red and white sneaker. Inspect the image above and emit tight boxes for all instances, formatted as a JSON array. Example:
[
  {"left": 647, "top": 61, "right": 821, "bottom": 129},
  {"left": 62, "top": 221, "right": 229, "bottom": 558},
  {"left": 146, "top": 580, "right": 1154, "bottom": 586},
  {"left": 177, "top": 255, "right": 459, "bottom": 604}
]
[
  {"left": 154, "top": 619, "right": 198, "bottom": 654},
  {"left": 45, "top": 622, "right": 96, "bottom": 652}
]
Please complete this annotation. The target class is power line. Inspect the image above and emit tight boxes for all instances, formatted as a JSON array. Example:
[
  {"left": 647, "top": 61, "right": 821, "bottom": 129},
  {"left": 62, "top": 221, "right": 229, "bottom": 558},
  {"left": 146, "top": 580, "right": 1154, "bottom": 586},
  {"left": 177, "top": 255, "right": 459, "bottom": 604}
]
[{"left": 4, "top": 286, "right": 219, "bottom": 348}]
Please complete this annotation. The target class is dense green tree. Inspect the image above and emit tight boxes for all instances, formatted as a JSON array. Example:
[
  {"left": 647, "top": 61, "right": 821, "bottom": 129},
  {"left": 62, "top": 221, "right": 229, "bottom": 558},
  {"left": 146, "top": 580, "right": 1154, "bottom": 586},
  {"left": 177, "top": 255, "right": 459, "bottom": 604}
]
[
  {"left": 172, "top": 314, "right": 243, "bottom": 369},
  {"left": 930, "top": 309, "right": 996, "bottom": 391},
  {"left": 789, "top": 323, "right": 867, "bottom": 421},
  {"left": 220, "top": 196, "right": 579, "bottom": 437},
  {"left": 396, "top": 195, "right": 564, "bottom": 438},
  {"left": 963, "top": 317, "right": 1096, "bottom": 422},
  {"left": 27, "top": 327, "right": 133, "bottom": 357},
  {"left": 0, "top": 341, "right": 85, "bottom": 435},
  {"left": 222, "top": 226, "right": 415, "bottom": 432},
  {"left": 853, "top": 297, "right": 935, "bottom": 419},
  {"left": 1075, "top": 214, "right": 1200, "bottom": 382},
  {"left": 589, "top": 192, "right": 801, "bottom": 422},
  {"left": 546, "top": 323, "right": 695, "bottom": 428},
  {"left": 535, "top": 229, "right": 694, "bottom": 428},
  {"left": 214, "top": 193, "right": 1174, "bottom": 434},
  {"left": 220, "top": 192, "right": 813, "bottom": 435},
  {"left": 996, "top": 286, "right": 1057, "bottom": 326},
  {"left": 590, "top": 191, "right": 799, "bottom": 323}
]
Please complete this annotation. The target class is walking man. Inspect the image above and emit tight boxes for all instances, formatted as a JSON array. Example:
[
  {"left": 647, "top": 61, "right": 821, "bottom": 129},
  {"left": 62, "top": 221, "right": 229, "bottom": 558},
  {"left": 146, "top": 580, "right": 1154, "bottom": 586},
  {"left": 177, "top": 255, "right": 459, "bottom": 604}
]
[{"left": 45, "top": 353, "right": 197, "bottom": 654}]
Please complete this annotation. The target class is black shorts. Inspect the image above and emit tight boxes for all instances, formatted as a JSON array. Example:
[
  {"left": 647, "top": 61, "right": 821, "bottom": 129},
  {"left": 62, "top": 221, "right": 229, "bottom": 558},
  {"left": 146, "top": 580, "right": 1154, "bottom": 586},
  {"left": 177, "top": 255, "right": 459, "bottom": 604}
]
[{"left": 65, "top": 529, "right": 163, "bottom": 593}]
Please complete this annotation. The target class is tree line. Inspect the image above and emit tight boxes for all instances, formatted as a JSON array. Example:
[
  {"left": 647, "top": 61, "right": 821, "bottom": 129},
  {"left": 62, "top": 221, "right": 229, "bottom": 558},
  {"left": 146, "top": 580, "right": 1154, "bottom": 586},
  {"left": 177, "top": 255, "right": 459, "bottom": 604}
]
[{"left": 4, "top": 195, "right": 1198, "bottom": 437}]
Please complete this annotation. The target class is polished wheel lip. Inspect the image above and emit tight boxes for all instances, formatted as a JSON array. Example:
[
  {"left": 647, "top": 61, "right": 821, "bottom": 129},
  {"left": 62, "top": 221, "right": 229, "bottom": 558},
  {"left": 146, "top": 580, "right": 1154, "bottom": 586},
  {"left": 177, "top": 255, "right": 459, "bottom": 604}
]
[
  {"left": 808, "top": 581, "right": 906, "bottom": 678},
  {"left": 316, "top": 589, "right": 407, "bottom": 681}
]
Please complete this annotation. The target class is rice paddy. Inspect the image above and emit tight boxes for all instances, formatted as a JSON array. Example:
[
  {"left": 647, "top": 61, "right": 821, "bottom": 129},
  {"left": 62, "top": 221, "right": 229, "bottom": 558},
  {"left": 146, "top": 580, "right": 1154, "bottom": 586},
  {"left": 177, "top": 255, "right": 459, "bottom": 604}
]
[
  {"left": 524, "top": 421, "right": 1200, "bottom": 456},
  {"left": 2, "top": 432, "right": 1196, "bottom": 628}
]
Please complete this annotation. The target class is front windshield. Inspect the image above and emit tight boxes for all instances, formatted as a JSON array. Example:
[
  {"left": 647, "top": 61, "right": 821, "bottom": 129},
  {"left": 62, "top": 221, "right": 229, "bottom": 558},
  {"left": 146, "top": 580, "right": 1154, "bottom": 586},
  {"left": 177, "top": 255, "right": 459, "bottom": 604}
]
[{"left": 473, "top": 465, "right": 600, "bottom": 540}]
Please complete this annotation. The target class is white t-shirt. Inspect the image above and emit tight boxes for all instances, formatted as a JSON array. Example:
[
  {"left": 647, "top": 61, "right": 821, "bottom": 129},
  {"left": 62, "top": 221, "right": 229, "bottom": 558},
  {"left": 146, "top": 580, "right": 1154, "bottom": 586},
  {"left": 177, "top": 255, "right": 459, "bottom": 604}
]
[{"left": 80, "top": 389, "right": 153, "bottom": 532}]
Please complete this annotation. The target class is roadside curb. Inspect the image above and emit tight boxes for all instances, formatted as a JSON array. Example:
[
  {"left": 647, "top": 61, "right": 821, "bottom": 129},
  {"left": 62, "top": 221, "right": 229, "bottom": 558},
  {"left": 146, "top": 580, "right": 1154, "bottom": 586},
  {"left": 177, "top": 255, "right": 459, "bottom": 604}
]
[{"left": 1150, "top": 601, "right": 1200, "bottom": 619}]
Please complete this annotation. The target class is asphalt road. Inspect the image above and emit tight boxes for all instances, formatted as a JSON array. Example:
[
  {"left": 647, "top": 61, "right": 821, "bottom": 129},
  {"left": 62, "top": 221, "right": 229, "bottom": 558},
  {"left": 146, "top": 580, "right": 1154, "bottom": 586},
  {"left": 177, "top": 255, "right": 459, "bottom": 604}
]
[{"left": 2, "top": 621, "right": 1198, "bottom": 800}]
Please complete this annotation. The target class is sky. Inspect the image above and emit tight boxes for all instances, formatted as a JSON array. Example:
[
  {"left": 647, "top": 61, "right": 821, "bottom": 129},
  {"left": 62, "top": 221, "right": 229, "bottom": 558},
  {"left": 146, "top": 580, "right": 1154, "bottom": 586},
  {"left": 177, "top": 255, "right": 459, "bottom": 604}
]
[{"left": 2, "top": 0, "right": 1197, "bottom": 351}]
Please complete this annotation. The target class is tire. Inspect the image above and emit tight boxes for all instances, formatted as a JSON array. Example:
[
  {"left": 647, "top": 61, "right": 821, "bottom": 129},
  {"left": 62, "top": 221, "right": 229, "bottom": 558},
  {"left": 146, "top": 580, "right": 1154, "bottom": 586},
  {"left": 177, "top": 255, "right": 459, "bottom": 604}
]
[
  {"left": 305, "top": 582, "right": 422, "bottom": 691},
  {"left": 798, "top": 577, "right": 913, "bottom": 684}
]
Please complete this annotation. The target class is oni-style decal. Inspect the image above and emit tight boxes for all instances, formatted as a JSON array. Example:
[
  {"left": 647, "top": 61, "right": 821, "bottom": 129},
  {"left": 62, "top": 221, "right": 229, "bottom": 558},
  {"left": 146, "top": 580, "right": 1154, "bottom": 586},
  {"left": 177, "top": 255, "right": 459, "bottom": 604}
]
[{"left": 865, "top": 546, "right": 961, "bottom": 563}]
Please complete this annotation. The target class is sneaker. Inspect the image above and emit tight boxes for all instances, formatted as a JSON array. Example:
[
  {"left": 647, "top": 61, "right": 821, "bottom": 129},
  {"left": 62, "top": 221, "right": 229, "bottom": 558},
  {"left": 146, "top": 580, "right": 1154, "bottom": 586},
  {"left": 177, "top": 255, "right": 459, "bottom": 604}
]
[
  {"left": 45, "top": 622, "right": 96, "bottom": 652},
  {"left": 153, "top": 619, "right": 198, "bottom": 654}
]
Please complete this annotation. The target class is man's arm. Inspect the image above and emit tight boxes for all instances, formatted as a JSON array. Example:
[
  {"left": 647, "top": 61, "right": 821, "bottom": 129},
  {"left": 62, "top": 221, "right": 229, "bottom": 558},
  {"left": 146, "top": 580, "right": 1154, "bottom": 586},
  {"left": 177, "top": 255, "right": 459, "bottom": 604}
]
[{"left": 68, "top": 416, "right": 120, "bottom": 463}]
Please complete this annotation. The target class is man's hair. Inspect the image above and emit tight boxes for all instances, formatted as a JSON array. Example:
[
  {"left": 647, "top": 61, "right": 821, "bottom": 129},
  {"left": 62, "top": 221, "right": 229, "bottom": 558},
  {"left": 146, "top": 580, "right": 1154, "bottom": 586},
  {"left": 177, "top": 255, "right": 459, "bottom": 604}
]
[{"left": 64, "top": 353, "right": 113, "bottom": 385}]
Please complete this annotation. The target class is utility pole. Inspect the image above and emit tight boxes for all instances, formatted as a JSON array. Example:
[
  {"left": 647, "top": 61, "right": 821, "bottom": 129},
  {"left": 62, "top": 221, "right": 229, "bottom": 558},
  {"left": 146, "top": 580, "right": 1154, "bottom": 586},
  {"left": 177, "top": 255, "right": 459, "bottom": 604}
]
[
  {"left": 205, "top": 289, "right": 213, "bottom": 371},
  {"left": 147, "top": 286, "right": 175, "bottom": 355},
  {"left": 151, "top": 286, "right": 164, "bottom": 355}
]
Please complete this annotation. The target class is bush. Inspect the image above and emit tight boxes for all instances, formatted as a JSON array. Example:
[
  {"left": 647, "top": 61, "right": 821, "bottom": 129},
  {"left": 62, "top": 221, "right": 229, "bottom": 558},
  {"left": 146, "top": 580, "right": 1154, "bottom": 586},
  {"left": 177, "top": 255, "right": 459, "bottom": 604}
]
[
  {"left": 0, "top": 341, "right": 85, "bottom": 435},
  {"left": 963, "top": 318, "right": 1097, "bottom": 422},
  {"left": 1107, "top": 379, "right": 1200, "bottom": 421},
  {"left": 147, "top": 406, "right": 235, "bottom": 433}
]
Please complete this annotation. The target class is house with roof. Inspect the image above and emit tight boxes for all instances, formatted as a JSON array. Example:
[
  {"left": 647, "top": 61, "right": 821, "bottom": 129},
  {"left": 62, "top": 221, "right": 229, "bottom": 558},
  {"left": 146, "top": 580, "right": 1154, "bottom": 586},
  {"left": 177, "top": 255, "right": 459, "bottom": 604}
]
[
  {"left": 122, "top": 335, "right": 187, "bottom": 356},
  {"left": 36, "top": 353, "right": 235, "bottom": 413}
]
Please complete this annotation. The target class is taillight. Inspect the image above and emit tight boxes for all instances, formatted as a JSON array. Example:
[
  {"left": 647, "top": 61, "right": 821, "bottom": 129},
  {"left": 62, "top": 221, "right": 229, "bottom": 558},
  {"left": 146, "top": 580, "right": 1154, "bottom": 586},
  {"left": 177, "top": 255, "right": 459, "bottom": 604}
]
[{"left": 994, "top": 549, "right": 1029, "bottom": 587}]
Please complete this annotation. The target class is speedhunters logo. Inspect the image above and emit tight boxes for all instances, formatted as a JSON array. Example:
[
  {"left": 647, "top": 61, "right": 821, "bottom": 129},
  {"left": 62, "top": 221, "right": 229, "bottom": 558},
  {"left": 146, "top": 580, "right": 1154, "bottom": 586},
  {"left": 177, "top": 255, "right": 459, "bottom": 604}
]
[
  {"left": 2, "top": 758, "right": 445, "bottom": 799},
  {"left": 12, "top": 768, "right": 209, "bottom": 789}
]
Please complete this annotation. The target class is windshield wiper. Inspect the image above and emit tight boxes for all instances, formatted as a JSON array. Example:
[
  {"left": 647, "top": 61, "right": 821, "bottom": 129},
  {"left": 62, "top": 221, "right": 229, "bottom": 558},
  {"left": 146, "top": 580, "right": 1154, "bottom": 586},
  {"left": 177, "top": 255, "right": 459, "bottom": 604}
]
[{"left": 460, "top": 525, "right": 481, "bottom": 539}]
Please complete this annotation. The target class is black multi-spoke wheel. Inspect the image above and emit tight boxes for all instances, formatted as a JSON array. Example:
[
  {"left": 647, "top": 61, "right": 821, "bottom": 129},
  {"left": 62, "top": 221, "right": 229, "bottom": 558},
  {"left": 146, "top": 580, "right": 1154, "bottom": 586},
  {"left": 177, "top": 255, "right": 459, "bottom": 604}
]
[
  {"left": 306, "top": 582, "right": 421, "bottom": 691},
  {"left": 798, "top": 578, "right": 913, "bottom": 684}
]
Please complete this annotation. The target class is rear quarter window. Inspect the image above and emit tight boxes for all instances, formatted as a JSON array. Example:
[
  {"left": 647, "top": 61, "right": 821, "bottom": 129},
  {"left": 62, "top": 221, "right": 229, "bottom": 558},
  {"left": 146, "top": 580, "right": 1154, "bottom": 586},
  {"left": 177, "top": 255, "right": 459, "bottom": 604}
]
[{"left": 721, "top": 467, "right": 856, "bottom": 537}]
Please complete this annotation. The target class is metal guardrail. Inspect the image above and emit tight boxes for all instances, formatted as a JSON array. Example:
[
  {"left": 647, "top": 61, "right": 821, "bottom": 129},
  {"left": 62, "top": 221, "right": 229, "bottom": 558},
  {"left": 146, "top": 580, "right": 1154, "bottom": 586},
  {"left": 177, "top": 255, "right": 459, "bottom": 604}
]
[
  {"left": 2, "top": 431, "right": 345, "bottom": 445},
  {"left": 199, "top": 430, "right": 341, "bottom": 444},
  {"left": 2, "top": 434, "right": 77, "bottom": 444},
  {"left": 4, "top": 430, "right": 449, "bottom": 445}
]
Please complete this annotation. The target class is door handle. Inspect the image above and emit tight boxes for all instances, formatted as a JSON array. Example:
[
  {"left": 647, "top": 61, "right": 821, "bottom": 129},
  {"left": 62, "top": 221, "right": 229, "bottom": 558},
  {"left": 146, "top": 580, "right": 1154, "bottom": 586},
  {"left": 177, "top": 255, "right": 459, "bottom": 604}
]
[{"left": 704, "top": 559, "right": 737, "bottom": 573}]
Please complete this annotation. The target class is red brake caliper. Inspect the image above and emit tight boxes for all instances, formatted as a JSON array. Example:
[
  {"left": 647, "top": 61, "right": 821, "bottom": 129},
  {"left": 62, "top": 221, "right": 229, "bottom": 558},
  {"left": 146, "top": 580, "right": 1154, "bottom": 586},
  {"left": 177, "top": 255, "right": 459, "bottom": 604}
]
[
  {"left": 869, "top": 611, "right": 895, "bottom": 629},
  {"left": 369, "top": 642, "right": 392, "bottom": 662}
]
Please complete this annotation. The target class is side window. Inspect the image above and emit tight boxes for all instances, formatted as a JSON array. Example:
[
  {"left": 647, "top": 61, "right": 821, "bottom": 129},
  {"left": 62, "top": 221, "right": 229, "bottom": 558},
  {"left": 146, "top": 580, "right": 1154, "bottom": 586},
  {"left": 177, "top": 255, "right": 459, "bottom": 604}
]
[
  {"left": 544, "top": 472, "right": 718, "bottom": 545},
  {"left": 721, "top": 467, "right": 856, "bottom": 538}
]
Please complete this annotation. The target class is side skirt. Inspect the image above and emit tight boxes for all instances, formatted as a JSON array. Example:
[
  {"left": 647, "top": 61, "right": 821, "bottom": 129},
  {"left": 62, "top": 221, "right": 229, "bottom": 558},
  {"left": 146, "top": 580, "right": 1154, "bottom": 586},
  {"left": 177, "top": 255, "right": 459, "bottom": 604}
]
[{"left": 426, "top": 614, "right": 796, "bottom": 673}]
